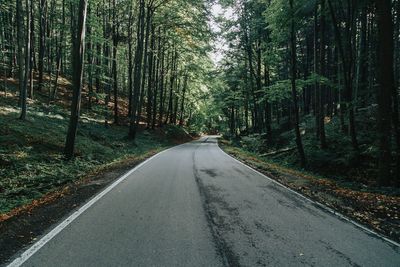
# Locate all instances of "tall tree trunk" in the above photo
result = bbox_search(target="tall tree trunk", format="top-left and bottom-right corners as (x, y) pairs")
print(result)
(38, 0), (47, 91)
(136, 5), (152, 129)
(319, 0), (327, 148)
(146, 23), (155, 127)
(165, 49), (177, 125)
(127, 8), (133, 117)
(20, 0), (31, 120)
(95, 6), (102, 98)
(86, 5), (93, 109)
(16, 0), (25, 118)
(28, 0), (35, 99)
(290, 0), (306, 168)
(264, 63), (272, 143)
(152, 27), (162, 129)
(393, 0), (400, 185)
(158, 43), (168, 127)
(103, 0), (112, 127)
(64, 0), (88, 159)
(112, 0), (118, 124)
(355, 6), (368, 108)
(256, 38), (263, 131)
(51, 0), (65, 102)
(172, 77), (181, 124)
(129, 0), (145, 139)
(375, 0), (394, 185)
(179, 74), (188, 126)
(314, 1), (320, 139)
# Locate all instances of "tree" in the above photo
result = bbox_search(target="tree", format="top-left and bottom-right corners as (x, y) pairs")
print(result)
(375, 0), (394, 185)
(38, 0), (47, 92)
(16, 0), (25, 119)
(64, 0), (88, 159)
(20, 0), (31, 120)
(289, 0), (306, 168)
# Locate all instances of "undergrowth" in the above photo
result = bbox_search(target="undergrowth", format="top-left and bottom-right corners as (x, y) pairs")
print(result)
(224, 112), (400, 194)
(0, 96), (189, 213)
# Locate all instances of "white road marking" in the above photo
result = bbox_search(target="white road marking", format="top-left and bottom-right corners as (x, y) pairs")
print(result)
(217, 142), (400, 248)
(7, 145), (179, 267)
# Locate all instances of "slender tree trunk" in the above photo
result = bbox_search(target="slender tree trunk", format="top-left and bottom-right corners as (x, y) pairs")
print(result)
(152, 27), (161, 129)
(314, 2), (320, 139)
(179, 75), (188, 126)
(28, 0), (35, 99)
(256, 38), (263, 131)
(20, 0), (31, 120)
(95, 6), (102, 99)
(319, 0), (327, 148)
(127, 8), (133, 117)
(103, 0), (112, 127)
(146, 23), (155, 127)
(165, 50), (176, 125)
(38, 0), (47, 91)
(290, 0), (306, 168)
(16, 0), (26, 119)
(172, 77), (181, 124)
(51, 0), (65, 102)
(158, 43), (168, 126)
(355, 6), (368, 107)
(86, 5), (93, 109)
(264, 63), (272, 143)
(112, 0), (118, 124)
(137, 7), (152, 127)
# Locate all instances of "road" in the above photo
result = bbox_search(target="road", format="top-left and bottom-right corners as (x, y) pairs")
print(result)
(7, 136), (400, 266)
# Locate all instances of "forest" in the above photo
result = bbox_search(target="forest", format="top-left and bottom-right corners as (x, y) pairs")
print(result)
(0, 0), (215, 215)
(0, 0), (400, 240)
(209, 0), (400, 188)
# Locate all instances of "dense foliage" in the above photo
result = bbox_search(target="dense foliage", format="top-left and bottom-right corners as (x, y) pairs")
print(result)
(1, 0), (400, 188)
(210, 0), (400, 186)
(0, 0), (214, 155)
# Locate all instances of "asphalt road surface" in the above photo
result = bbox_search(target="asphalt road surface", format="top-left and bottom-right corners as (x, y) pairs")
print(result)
(7, 136), (400, 266)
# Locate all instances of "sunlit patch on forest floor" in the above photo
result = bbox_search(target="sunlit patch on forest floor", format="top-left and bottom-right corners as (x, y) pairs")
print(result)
(219, 139), (400, 242)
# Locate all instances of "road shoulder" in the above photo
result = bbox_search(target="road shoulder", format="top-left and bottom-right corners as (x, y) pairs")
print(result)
(0, 149), (167, 265)
(218, 139), (400, 244)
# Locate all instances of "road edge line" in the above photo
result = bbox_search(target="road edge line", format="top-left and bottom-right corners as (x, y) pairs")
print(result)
(6, 145), (179, 267)
(217, 143), (400, 248)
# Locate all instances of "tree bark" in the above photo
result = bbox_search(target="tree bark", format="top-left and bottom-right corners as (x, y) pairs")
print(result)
(64, 0), (88, 159)
(20, 0), (31, 120)
(129, 0), (146, 139)
(38, 0), (47, 92)
(290, 0), (307, 168)
(319, 0), (327, 149)
(112, 0), (118, 124)
(375, 0), (394, 185)
(16, 0), (26, 119)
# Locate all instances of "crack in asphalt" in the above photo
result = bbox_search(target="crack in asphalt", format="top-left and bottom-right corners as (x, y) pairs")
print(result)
(192, 141), (241, 267)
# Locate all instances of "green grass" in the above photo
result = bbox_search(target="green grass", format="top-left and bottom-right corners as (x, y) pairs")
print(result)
(0, 96), (187, 214)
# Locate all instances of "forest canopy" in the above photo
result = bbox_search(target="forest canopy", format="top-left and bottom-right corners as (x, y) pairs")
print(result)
(1, 0), (400, 187)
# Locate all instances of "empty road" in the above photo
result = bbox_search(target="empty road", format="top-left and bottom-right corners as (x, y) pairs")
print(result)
(7, 136), (400, 266)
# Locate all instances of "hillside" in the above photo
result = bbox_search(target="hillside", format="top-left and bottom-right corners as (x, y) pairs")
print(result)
(0, 78), (193, 219)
